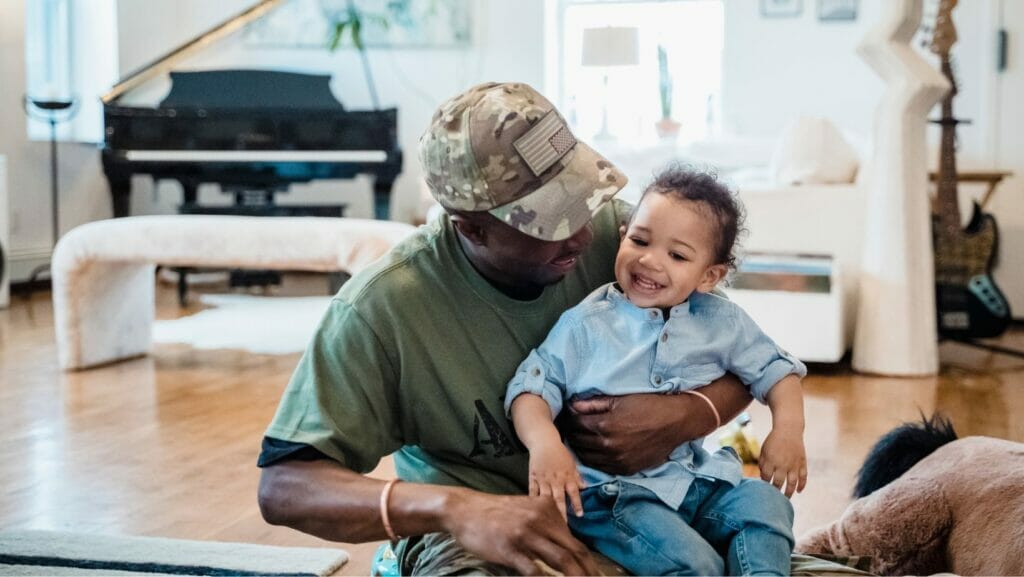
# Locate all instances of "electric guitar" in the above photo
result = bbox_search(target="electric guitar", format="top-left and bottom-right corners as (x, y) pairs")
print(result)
(930, 0), (1012, 339)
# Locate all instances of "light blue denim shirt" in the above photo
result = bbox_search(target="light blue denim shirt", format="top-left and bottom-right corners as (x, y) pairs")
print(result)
(504, 283), (807, 510)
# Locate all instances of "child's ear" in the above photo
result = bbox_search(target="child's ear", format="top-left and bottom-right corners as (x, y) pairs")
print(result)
(618, 224), (627, 239)
(697, 264), (728, 293)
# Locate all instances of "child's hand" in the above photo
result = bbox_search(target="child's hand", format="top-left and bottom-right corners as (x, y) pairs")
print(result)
(759, 427), (807, 498)
(529, 443), (586, 520)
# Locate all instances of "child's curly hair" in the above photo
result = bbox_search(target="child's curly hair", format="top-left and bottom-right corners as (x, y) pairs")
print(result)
(640, 164), (746, 271)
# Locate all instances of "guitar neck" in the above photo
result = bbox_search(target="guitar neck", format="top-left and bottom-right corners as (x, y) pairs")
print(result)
(935, 58), (960, 232)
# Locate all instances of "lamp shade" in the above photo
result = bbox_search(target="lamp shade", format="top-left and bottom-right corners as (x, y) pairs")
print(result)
(581, 26), (639, 67)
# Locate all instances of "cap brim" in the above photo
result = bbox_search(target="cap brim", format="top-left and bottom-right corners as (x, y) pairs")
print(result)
(489, 142), (627, 241)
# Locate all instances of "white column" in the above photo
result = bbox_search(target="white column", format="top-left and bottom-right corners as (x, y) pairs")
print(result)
(852, 0), (948, 375)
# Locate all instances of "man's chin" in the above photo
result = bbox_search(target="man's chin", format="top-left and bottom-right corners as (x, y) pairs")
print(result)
(537, 272), (568, 287)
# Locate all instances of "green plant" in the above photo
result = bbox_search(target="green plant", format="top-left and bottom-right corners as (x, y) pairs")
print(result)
(658, 44), (673, 119)
(327, 0), (389, 51)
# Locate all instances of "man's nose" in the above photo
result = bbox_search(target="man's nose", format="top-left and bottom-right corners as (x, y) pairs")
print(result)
(563, 223), (593, 252)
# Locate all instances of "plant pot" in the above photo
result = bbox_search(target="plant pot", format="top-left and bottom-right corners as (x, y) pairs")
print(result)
(655, 117), (681, 140)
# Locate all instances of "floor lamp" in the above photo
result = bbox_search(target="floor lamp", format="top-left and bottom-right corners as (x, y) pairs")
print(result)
(581, 26), (639, 141)
(23, 96), (78, 294)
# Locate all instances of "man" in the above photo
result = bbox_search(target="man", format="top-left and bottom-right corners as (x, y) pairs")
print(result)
(257, 82), (751, 575)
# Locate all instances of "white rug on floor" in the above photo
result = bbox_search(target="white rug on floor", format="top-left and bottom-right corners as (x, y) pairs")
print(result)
(153, 294), (332, 354)
(0, 530), (348, 576)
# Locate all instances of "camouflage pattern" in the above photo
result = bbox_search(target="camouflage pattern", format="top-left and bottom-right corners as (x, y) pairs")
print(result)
(419, 82), (627, 241)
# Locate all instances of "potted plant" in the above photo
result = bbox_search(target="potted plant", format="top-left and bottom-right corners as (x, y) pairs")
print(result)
(655, 45), (681, 139)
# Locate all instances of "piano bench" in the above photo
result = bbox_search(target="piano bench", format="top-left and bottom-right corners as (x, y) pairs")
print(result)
(51, 215), (417, 371)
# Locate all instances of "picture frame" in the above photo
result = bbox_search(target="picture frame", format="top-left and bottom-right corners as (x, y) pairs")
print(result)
(818, 0), (858, 22)
(760, 0), (803, 19)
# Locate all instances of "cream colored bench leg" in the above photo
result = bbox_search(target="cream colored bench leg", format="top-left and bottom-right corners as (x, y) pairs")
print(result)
(55, 262), (155, 370)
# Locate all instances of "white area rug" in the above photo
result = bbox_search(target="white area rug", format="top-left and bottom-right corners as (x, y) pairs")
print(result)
(153, 294), (332, 354)
(0, 530), (348, 576)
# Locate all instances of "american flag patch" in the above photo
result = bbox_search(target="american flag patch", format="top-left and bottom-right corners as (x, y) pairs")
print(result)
(513, 111), (577, 176)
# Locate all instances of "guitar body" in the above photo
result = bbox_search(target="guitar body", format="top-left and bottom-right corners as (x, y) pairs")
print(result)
(933, 201), (1012, 338)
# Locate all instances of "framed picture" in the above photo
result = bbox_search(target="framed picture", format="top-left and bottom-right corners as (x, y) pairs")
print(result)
(760, 0), (803, 18)
(818, 0), (858, 22)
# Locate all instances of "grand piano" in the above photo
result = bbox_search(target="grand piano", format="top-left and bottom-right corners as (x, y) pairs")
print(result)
(100, 0), (401, 220)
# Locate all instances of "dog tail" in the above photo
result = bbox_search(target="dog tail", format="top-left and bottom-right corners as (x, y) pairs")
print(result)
(852, 412), (957, 499)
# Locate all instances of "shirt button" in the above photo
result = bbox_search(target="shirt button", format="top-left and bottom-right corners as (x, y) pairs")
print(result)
(661, 332), (668, 343)
(530, 367), (541, 377)
(653, 375), (662, 384)
(649, 310), (658, 319)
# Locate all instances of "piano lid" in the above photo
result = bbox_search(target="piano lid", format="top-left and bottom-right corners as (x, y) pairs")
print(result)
(160, 70), (344, 110)
(101, 0), (286, 105)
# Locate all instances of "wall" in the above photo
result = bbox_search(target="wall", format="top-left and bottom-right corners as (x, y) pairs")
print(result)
(991, 0), (1024, 316)
(0, 0), (545, 281)
(1, 156), (8, 307)
(722, 0), (995, 160)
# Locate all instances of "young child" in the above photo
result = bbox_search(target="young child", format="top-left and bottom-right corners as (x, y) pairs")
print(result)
(505, 166), (807, 576)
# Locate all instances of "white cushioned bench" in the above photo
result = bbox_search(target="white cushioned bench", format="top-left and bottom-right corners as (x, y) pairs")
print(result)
(52, 215), (417, 371)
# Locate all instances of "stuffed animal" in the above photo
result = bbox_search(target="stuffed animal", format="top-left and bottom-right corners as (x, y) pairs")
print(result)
(796, 414), (1024, 576)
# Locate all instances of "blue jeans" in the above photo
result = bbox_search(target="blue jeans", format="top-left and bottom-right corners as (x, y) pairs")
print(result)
(569, 478), (794, 576)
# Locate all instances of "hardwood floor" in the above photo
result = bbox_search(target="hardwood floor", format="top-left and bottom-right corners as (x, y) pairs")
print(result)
(2, 274), (1022, 574)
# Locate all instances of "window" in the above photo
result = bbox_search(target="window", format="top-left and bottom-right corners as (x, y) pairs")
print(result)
(547, 0), (724, 145)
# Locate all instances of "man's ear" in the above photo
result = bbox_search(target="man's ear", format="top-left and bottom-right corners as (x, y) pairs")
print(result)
(697, 264), (728, 293)
(450, 212), (487, 246)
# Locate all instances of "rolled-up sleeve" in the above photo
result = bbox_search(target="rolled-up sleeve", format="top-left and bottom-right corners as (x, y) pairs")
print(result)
(729, 307), (807, 404)
(504, 315), (581, 420)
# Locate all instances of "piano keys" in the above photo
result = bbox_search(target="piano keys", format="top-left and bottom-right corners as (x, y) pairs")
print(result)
(100, 0), (402, 220)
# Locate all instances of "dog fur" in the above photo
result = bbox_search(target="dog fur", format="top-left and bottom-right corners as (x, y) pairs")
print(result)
(797, 415), (1024, 575)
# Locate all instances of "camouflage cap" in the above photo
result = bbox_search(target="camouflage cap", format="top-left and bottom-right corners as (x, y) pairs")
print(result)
(419, 82), (627, 241)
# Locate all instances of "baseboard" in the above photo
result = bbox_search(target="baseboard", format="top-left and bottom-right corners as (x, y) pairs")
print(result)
(6, 247), (52, 283)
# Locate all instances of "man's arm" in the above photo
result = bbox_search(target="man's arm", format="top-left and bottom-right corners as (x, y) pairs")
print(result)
(562, 373), (751, 475)
(258, 459), (600, 576)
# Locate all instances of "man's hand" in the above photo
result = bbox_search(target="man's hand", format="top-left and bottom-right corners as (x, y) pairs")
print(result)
(529, 444), (585, 520)
(443, 489), (600, 576)
(562, 377), (750, 476)
(561, 394), (691, 475)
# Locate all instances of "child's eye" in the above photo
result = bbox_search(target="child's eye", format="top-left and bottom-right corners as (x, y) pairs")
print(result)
(670, 253), (686, 262)
(629, 237), (648, 247)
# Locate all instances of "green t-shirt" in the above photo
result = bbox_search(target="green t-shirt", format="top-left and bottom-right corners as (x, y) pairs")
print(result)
(264, 200), (630, 495)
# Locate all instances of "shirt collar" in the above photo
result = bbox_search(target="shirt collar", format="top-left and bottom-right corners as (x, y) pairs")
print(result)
(606, 283), (691, 321)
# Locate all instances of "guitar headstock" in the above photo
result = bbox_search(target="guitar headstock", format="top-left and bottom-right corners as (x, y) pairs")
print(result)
(930, 0), (958, 59)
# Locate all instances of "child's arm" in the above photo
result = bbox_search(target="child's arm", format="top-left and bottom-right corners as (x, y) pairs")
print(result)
(760, 374), (807, 497)
(511, 394), (585, 519)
